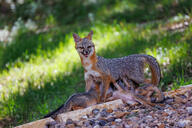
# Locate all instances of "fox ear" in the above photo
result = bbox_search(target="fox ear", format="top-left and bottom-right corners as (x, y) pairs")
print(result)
(73, 33), (81, 43)
(86, 30), (93, 40)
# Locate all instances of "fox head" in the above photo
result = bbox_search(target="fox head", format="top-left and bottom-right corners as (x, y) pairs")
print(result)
(73, 31), (95, 58)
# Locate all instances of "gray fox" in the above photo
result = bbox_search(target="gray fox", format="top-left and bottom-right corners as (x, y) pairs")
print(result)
(44, 79), (101, 119)
(73, 30), (164, 104)
(43, 73), (112, 119)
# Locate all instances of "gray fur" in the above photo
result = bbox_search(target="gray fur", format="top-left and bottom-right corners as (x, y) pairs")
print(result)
(97, 54), (161, 86)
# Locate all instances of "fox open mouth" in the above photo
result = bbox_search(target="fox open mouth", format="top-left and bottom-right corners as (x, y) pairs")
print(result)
(82, 52), (89, 57)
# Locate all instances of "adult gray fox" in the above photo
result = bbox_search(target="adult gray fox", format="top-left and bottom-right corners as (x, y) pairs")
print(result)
(73, 30), (164, 104)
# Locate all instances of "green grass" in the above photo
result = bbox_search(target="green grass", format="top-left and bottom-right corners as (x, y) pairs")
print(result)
(0, 0), (192, 127)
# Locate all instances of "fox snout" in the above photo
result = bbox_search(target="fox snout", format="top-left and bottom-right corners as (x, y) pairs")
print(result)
(82, 50), (90, 57)
(81, 47), (93, 57)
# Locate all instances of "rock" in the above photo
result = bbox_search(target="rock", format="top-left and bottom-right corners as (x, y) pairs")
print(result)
(98, 120), (107, 126)
(123, 122), (132, 128)
(129, 117), (139, 122)
(107, 117), (116, 122)
(89, 119), (96, 126)
(93, 124), (100, 128)
(66, 118), (73, 125)
(165, 98), (174, 104)
(100, 109), (109, 117)
(81, 115), (88, 120)
(162, 112), (169, 116)
(45, 121), (58, 128)
(83, 120), (90, 127)
(158, 123), (165, 128)
(177, 120), (190, 128)
(106, 108), (113, 113)
(186, 107), (192, 115)
(111, 121), (116, 125)
(66, 123), (75, 128)
(76, 121), (83, 126)
(115, 111), (129, 118)
(110, 125), (117, 128)
(146, 115), (153, 120)
(164, 109), (174, 115)
(103, 126), (110, 128)
(115, 118), (122, 123)
(92, 109), (100, 115)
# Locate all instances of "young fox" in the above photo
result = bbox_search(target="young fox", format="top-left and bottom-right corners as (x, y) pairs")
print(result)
(43, 74), (111, 119)
(44, 80), (100, 119)
(73, 31), (164, 103)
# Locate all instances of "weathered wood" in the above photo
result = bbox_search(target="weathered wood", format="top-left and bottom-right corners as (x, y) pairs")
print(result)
(56, 99), (124, 122)
(15, 117), (54, 128)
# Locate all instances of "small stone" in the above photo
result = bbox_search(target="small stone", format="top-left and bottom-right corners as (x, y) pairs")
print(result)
(66, 118), (73, 125)
(115, 118), (122, 123)
(103, 126), (110, 128)
(107, 117), (116, 122)
(93, 124), (100, 128)
(76, 121), (83, 126)
(129, 117), (139, 122)
(111, 121), (116, 125)
(83, 120), (90, 127)
(106, 108), (113, 113)
(81, 115), (88, 119)
(89, 120), (96, 126)
(100, 109), (109, 117)
(92, 109), (100, 115)
(165, 98), (174, 104)
(99, 120), (107, 126)
(162, 112), (169, 116)
(186, 107), (192, 115)
(158, 124), (165, 128)
(45, 121), (57, 128)
(115, 111), (129, 118)
(66, 123), (75, 128)
(177, 120), (190, 128)
(111, 125), (116, 128)
(146, 115), (153, 119)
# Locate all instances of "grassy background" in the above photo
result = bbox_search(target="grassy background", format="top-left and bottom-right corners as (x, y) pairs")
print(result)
(0, 0), (192, 127)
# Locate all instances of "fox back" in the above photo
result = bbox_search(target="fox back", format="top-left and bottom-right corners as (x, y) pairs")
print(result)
(73, 31), (161, 87)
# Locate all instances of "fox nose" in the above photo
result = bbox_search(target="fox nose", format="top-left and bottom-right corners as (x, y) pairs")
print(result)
(84, 50), (89, 55)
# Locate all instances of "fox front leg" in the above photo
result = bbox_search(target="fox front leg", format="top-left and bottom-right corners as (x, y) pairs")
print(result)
(100, 77), (111, 102)
(85, 78), (94, 92)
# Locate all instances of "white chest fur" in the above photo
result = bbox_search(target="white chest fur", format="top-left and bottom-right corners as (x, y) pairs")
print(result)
(82, 57), (101, 80)
(84, 64), (100, 80)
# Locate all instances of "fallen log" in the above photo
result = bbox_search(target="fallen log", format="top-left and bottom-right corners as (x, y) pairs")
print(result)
(55, 99), (123, 122)
(15, 117), (54, 128)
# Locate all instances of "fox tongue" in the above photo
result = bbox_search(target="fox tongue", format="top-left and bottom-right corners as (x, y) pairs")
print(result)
(83, 53), (89, 57)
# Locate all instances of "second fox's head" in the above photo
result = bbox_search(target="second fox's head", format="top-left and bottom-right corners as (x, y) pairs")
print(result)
(73, 31), (95, 58)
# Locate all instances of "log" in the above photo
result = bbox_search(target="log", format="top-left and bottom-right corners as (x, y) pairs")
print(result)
(56, 99), (124, 122)
(15, 117), (54, 128)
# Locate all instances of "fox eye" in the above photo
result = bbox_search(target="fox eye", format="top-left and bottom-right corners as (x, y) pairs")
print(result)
(78, 47), (83, 49)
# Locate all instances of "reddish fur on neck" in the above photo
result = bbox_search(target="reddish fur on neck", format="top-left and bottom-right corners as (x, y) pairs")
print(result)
(80, 50), (98, 72)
